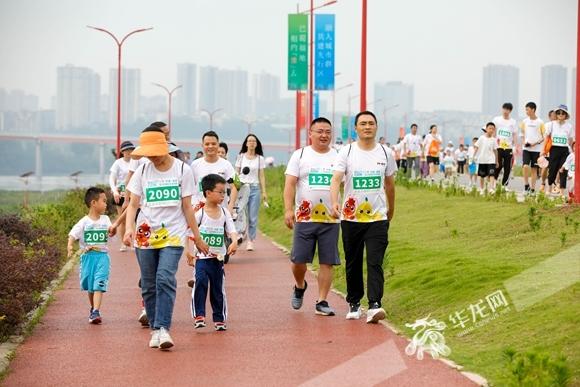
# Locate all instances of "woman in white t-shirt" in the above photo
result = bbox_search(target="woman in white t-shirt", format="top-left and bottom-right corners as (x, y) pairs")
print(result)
(108, 141), (135, 251)
(545, 105), (575, 195)
(235, 134), (267, 251)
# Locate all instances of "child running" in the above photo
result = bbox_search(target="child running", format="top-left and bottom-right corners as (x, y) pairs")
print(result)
(68, 187), (113, 324)
(474, 122), (498, 194)
(190, 174), (238, 331)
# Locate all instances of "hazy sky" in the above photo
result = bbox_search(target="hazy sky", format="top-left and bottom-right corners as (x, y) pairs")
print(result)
(0, 0), (577, 113)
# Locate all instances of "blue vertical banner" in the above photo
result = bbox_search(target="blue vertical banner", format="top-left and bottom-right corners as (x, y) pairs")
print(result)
(314, 14), (335, 90)
(314, 92), (320, 118)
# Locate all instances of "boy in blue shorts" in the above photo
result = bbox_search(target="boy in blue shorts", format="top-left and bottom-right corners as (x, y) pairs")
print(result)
(68, 187), (113, 324)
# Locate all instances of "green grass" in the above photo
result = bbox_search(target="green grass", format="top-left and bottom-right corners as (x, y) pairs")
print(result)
(260, 166), (580, 386)
(0, 190), (67, 214)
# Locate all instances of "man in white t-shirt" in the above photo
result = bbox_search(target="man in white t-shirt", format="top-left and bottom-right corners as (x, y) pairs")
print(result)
(284, 117), (340, 317)
(402, 123), (422, 179)
(330, 110), (397, 324)
(492, 103), (518, 188)
(474, 122), (498, 193)
(519, 102), (545, 194)
(191, 131), (238, 215)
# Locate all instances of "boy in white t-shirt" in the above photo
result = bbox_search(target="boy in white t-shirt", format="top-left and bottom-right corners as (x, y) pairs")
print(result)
(474, 122), (498, 193)
(467, 138), (478, 186)
(189, 174), (238, 331)
(68, 187), (113, 324)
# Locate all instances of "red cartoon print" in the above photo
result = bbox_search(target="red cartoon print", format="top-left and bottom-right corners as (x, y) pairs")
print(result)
(342, 197), (357, 220)
(295, 200), (312, 221)
(136, 222), (151, 247)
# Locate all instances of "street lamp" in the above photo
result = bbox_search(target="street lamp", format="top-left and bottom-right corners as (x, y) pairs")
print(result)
(200, 108), (223, 130)
(88, 26), (153, 158)
(20, 171), (34, 208)
(152, 83), (182, 133)
(242, 118), (257, 134)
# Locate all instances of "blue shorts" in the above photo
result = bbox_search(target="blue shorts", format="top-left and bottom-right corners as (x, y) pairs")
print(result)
(79, 250), (110, 292)
(468, 162), (477, 175)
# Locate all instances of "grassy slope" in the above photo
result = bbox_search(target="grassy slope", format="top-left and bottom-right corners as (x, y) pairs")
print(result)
(260, 166), (579, 386)
(0, 190), (67, 214)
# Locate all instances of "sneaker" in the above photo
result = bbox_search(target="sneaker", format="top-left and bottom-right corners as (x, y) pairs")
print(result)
(315, 300), (335, 316)
(158, 327), (174, 349)
(119, 245), (127, 252)
(138, 309), (149, 327)
(291, 281), (308, 310)
(89, 309), (102, 324)
(366, 303), (386, 324)
(194, 316), (206, 329)
(149, 330), (160, 348)
(345, 303), (361, 320)
(187, 278), (195, 288)
(214, 322), (227, 331)
(246, 240), (254, 251)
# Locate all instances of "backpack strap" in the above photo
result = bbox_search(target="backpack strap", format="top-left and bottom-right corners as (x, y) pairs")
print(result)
(197, 208), (204, 227)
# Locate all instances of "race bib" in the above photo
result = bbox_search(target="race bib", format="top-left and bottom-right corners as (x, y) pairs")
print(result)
(145, 178), (180, 207)
(552, 136), (567, 145)
(352, 173), (382, 191)
(84, 227), (108, 246)
(497, 128), (511, 138)
(201, 232), (224, 248)
(308, 172), (332, 190)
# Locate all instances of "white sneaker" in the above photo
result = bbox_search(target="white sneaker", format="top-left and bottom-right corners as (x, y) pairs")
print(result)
(149, 330), (160, 348)
(246, 240), (254, 251)
(158, 327), (174, 349)
(345, 303), (361, 320)
(138, 309), (149, 327)
(119, 245), (127, 252)
(366, 307), (386, 324)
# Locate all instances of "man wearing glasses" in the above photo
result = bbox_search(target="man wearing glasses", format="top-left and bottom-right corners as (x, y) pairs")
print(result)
(330, 111), (397, 324)
(284, 117), (340, 316)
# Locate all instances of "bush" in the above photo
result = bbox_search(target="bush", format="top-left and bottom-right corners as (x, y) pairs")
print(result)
(0, 215), (61, 341)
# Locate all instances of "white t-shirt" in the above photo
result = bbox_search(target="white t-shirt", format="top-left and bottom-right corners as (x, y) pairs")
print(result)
(334, 143), (398, 223)
(109, 158), (131, 194)
(445, 145), (455, 155)
(235, 154), (265, 184)
(191, 157), (236, 207)
(563, 152), (575, 172)
(475, 136), (498, 164)
(423, 133), (442, 157)
(69, 215), (112, 253)
(467, 146), (476, 163)
(545, 121), (574, 148)
(195, 208), (236, 259)
(443, 155), (455, 168)
(127, 159), (194, 249)
(493, 116), (517, 149)
(455, 149), (467, 162)
(402, 133), (422, 157)
(128, 157), (150, 173)
(285, 146), (339, 224)
(519, 117), (545, 152)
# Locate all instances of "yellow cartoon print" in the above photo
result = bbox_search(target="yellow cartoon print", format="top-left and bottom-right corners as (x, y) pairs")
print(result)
(355, 197), (382, 222)
(149, 223), (181, 248)
(311, 199), (333, 223)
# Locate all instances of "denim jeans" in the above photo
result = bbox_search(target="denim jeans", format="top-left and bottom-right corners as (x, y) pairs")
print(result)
(247, 184), (261, 241)
(136, 246), (183, 330)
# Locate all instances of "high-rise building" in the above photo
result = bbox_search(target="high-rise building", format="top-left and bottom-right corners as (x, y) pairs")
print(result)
(109, 68), (141, 127)
(482, 64), (519, 117)
(215, 68), (248, 118)
(56, 64), (101, 130)
(540, 65), (567, 117)
(199, 65), (218, 113)
(176, 63), (197, 116)
(252, 71), (281, 116)
(373, 81), (414, 119)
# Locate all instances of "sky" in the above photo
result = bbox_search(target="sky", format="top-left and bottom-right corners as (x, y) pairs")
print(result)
(0, 0), (578, 113)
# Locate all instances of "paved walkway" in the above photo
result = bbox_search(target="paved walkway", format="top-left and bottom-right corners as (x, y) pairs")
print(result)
(4, 235), (476, 387)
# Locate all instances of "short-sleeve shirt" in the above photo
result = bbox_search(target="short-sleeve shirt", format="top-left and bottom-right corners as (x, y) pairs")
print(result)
(191, 157), (236, 207)
(235, 154), (265, 184)
(545, 121), (574, 148)
(127, 159), (194, 249)
(493, 116), (517, 149)
(519, 118), (545, 152)
(69, 215), (112, 253)
(563, 152), (575, 172)
(128, 157), (150, 173)
(475, 136), (497, 164)
(334, 143), (398, 223)
(423, 133), (442, 157)
(109, 158), (131, 193)
(402, 133), (422, 157)
(195, 208), (236, 259)
(285, 146), (338, 223)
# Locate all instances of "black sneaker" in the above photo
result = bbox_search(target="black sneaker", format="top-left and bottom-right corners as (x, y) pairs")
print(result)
(345, 302), (361, 320)
(291, 281), (308, 310)
(315, 300), (335, 316)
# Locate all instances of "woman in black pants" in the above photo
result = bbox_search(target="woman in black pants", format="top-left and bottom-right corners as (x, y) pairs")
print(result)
(546, 105), (575, 195)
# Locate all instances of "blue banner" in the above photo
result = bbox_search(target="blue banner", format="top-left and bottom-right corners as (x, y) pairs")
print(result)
(314, 92), (320, 118)
(315, 14), (335, 90)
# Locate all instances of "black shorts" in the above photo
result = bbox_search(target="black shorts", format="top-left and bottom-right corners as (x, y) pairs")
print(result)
(478, 164), (496, 178)
(116, 196), (125, 207)
(427, 156), (440, 165)
(522, 150), (540, 167)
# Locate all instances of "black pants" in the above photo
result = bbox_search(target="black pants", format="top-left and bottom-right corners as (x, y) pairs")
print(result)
(341, 220), (389, 306)
(457, 160), (466, 174)
(494, 148), (513, 186)
(548, 146), (570, 188)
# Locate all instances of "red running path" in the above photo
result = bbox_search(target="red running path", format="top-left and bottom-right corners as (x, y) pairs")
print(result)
(4, 235), (477, 386)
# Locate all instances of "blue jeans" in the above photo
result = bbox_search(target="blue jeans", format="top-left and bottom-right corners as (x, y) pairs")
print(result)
(247, 184), (261, 241)
(136, 246), (183, 330)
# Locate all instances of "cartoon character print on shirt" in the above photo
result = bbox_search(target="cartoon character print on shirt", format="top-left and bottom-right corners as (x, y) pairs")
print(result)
(342, 197), (357, 220)
(296, 200), (312, 221)
(355, 197), (382, 222)
(135, 223), (151, 247)
(311, 199), (333, 222)
(149, 223), (181, 248)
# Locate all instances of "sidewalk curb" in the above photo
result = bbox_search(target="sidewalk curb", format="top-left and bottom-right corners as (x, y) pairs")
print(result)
(0, 254), (78, 378)
(264, 232), (489, 387)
